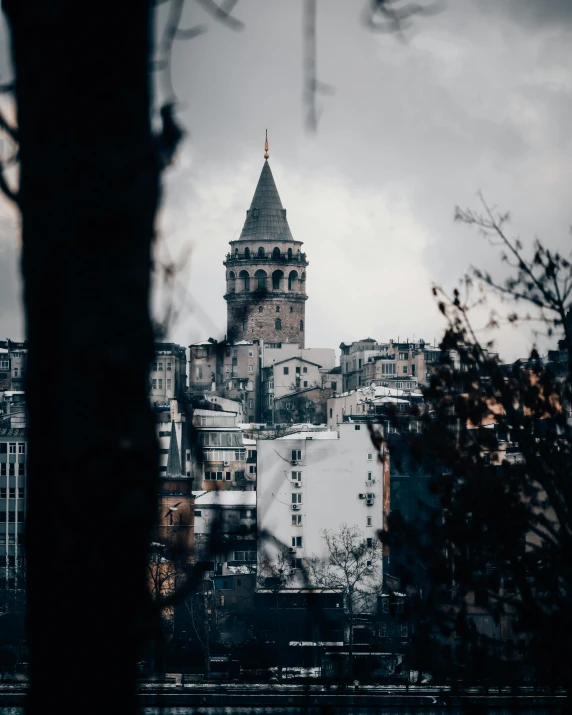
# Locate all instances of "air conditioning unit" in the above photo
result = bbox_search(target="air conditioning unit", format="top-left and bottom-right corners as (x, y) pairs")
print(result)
(291, 460), (299, 465)
(359, 493), (366, 499)
(292, 504), (300, 511)
(366, 493), (375, 499)
(294, 482), (302, 488)
(366, 499), (374, 506)
(288, 547), (296, 553)
(223, 461), (230, 466)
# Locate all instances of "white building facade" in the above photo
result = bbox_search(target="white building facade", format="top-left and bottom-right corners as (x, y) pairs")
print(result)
(256, 423), (384, 587)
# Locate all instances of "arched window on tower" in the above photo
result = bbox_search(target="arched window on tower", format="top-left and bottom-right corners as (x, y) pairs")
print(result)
(258, 247), (265, 258)
(288, 270), (298, 291)
(290, 306), (293, 313)
(272, 270), (284, 291)
(301, 272), (306, 282)
(239, 270), (250, 292)
(287, 248), (292, 260)
(255, 270), (267, 291)
(258, 306), (263, 313)
(227, 271), (236, 293)
(235, 248), (238, 258)
(272, 247), (280, 259)
(245, 247), (250, 259)
(275, 318), (282, 330)
(300, 320), (304, 332)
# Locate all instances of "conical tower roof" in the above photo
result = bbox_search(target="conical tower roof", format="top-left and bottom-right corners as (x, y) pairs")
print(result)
(239, 160), (294, 241)
(165, 421), (182, 477)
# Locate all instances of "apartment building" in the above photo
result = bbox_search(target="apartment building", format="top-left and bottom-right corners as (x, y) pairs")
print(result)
(149, 343), (187, 405)
(0, 428), (26, 590)
(188, 339), (260, 423)
(256, 423), (384, 588)
(191, 408), (249, 491)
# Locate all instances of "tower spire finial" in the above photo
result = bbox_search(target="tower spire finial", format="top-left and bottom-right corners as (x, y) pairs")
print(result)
(264, 129), (269, 160)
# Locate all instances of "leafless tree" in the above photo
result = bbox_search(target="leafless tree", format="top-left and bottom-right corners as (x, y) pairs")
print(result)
(307, 523), (382, 678)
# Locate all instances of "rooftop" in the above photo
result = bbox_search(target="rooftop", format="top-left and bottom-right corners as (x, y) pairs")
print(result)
(238, 161), (295, 242)
(193, 490), (257, 507)
(278, 430), (338, 440)
(0, 428), (26, 438)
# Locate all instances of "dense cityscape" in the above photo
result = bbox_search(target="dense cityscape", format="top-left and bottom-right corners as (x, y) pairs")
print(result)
(1, 153), (570, 698)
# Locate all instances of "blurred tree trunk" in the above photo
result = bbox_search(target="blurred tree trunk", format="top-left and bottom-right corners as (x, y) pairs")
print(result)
(4, 3), (159, 713)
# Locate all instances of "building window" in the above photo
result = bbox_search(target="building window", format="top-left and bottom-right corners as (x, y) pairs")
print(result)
(242, 320), (248, 330)
(291, 493), (302, 504)
(367, 453), (373, 461)
(290, 306), (293, 313)
(303, 381), (308, 387)
(291, 450), (302, 461)
(258, 247), (265, 257)
(258, 306), (263, 312)
(157, 362), (163, 370)
(275, 318), (282, 330)
(292, 514), (303, 526)
(303, 367), (308, 374)
(195, 510), (202, 517)
(355, 425), (361, 431)
(300, 320), (304, 331)
(367, 471), (372, 481)
(291, 471), (302, 481)
(367, 516), (372, 527)
(283, 367), (289, 375)
(248, 365), (254, 374)
(152, 379), (157, 389)
(331, 381), (337, 391)
(276, 305), (280, 312)
(166, 379), (172, 389)
(366, 538), (373, 547)
(0, 488), (5, 499)
(158, 379), (163, 389)
(167, 361), (172, 371)
(9, 488), (15, 500)
(226, 472), (231, 480)
(403, 366), (408, 374)
(291, 536), (303, 548)
(329, 408), (332, 418)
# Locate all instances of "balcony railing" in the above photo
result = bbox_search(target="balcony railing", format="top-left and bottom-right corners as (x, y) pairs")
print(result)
(224, 253), (308, 265)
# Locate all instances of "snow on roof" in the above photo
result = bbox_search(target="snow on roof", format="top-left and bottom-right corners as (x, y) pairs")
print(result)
(193, 490), (256, 506)
(0, 348), (7, 354)
(374, 396), (410, 404)
(278, 430), (339, 440)
(193, 408), (237, 417)
(242, 437), (256, 446)
(189, 340), (214, 346)
(233, 340), (254, 345)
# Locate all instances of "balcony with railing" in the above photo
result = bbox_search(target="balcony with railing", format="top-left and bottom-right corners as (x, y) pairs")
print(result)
(224, 252), (308, 267)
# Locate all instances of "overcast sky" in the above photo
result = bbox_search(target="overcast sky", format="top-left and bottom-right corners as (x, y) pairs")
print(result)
(1, 0), (571, 361)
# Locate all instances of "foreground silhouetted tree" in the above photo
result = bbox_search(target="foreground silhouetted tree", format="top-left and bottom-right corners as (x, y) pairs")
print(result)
(382, 197), (572, 687)
(4, 4), (161, 714)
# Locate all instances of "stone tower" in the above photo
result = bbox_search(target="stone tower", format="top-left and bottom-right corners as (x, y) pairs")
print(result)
(224, 138), (308, 347)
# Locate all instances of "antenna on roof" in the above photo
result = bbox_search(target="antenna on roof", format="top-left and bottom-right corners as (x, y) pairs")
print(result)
(264, 129), (269, 160)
